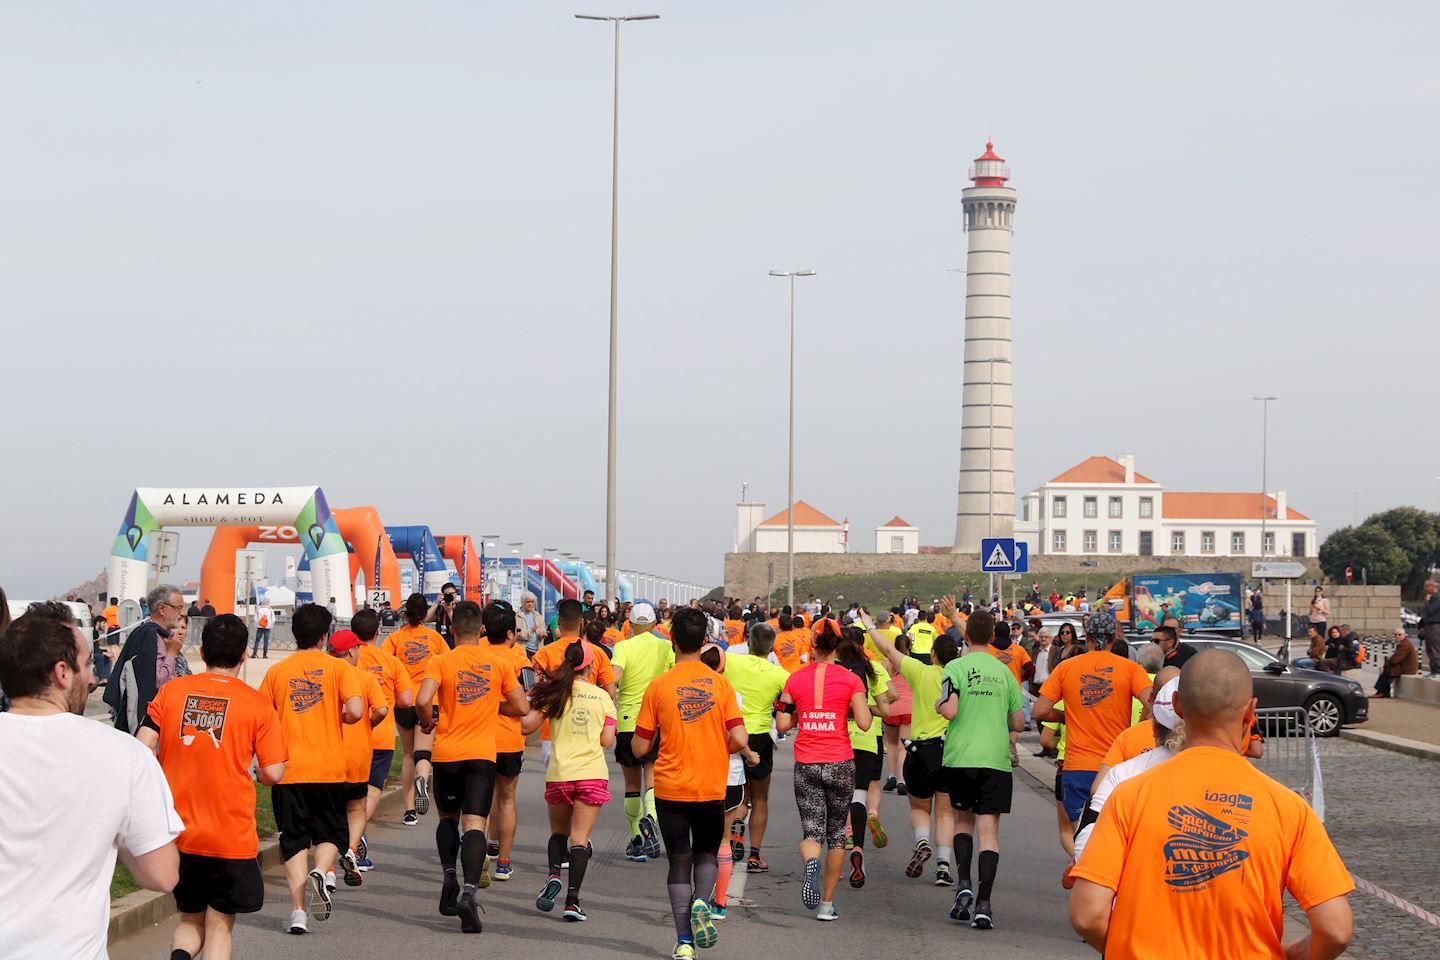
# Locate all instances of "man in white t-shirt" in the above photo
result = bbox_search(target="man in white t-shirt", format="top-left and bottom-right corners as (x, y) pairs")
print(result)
(0, 604), (183, 960)
(253, 603), (275, 658)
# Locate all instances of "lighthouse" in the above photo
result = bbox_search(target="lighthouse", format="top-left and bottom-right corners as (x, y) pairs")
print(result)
(953, 142), (1017, 554)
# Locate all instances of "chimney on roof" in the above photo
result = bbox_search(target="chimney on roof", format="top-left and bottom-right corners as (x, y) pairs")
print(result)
(1121, 453), (1135, 485)
(1275, 490), (1288, 521)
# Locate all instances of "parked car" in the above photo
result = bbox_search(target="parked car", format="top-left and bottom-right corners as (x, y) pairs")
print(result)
(1128, 636), (1367, 737)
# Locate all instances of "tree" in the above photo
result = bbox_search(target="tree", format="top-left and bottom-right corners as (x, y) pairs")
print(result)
(1318, 525), (1410, 587)
(1362, 507), (1440, 596)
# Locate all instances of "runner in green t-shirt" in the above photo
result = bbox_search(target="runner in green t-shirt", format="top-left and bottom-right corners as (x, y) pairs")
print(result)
(723, 624), (791, 873)
(610, 604), (674, 861)
(844, 655), (891, 888)
(937, 609), (1024, 930)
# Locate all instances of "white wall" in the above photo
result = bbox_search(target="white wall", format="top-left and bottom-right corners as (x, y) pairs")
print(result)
(752, 526), (846, 554)
(874, 527), (919, 554)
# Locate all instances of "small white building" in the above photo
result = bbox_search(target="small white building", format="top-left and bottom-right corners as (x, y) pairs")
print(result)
(875, 516), (919, 554)
(1014, 455), (1317, 558)
(735, 500), (847, 554)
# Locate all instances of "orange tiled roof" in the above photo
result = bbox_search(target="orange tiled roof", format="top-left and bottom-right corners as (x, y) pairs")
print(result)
(759, 501), (842, 528)
(881, 516), (914, 528)
(1050, 456), (1155, 485)
(1162, 492), (1310, 522)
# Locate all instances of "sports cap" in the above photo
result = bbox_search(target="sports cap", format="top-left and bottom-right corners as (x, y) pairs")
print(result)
(330, 629), (362, 653)
(629, 602), (656, 625)
(1151, 677), (1180, 729)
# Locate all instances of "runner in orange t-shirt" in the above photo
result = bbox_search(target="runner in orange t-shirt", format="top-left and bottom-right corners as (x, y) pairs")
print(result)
(631, 608), (746, 957)
(257, 604), (363, 931)
(352, 608), (415, 871)
(1070, 650), (1353, 960)
(484, 601), (534, 882)
(531, 599), (618, 766)
(139, 613), (287, 956)
(773, 614), (811, 673)
(382, 593), (449, 824)
(989, 622), (1034, 766)
(328, 630), (389, 888)
(416, 600), (528, 934)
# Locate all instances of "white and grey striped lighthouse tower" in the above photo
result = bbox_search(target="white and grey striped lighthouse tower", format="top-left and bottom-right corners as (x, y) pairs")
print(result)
(953, 142), (1017, 554)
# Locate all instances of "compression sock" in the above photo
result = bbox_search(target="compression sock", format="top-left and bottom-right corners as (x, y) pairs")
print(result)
(914, 824), (931, 846)
(547, 833), (568, 877)
(849, 798), (867, 849)
(749, 846), (763, 859)
(644, 787), (657, 820)
(978, 851), (999, 901)
(171, 951), (192, 960)
(955, 833), (975, 889)
(567, 844), (591, 897)
(436, 818), (460, 869)
(625, 791), (644, 838)
(693, 852), (719, 909)
(667, 854), (696, 939)
(460, 830), (488, 887)
(713, 844), (733, 907)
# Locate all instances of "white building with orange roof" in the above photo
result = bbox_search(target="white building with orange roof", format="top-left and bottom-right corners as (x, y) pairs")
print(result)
(1014, 454), (1317, 558)
(735, 499), (848, 554)
(875, 516), (919, 554)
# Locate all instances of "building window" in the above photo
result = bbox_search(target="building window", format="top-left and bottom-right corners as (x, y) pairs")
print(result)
(1108, 530), (1122, 553)
(1139, 497), (1154, 519)
(1201, 531), (1216, 554)
(1053, 496), (1067, 519)
(1263, 532), (1275, 555)
(1172, 531), (1186, 553)
(1083, 530), (1097, 553)
(1109, 496), (1123, 519)
(1021, 499), (1031, 522)
(1292, 532), (1306, 557)
(1053, 530), (1067, 552)
(890, 536), (904, 554)
(1231, 531), (1245, 554)
(1083, 497), (1098, 519)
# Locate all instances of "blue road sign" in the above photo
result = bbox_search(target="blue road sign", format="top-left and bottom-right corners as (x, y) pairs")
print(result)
(1014, 541), (1029, 574)
(980, 538), (1030, 574)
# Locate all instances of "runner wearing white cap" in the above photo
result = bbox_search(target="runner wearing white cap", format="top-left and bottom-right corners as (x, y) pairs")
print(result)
(610, 602), (674, 861)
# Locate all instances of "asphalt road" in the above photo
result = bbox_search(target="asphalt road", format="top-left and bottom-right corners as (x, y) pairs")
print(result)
(111, 739), (1095, 960)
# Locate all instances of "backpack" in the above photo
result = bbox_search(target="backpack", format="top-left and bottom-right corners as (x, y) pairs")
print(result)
(1352, 640), (1365, 664)
(259, 613), (270, 628)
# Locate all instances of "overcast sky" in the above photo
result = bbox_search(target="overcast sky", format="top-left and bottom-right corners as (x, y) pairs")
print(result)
(2, 1), (1436, 600)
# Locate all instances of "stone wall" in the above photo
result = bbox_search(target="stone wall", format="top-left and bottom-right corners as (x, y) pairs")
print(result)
(1301, 584), (1402, 638)
(723, 551), (1322, 602)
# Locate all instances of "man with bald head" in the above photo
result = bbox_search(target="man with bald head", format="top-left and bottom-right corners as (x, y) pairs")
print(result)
(1069, 651), (1353, 960)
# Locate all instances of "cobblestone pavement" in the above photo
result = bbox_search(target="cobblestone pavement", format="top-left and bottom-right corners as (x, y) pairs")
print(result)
(1314, 737), (1440, 957)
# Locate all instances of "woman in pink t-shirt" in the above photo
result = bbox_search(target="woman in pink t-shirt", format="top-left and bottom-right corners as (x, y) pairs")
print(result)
(777, 618), (873, 920)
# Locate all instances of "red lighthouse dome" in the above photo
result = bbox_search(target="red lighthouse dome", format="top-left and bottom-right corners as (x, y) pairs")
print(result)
(969, 142), (1010, 187)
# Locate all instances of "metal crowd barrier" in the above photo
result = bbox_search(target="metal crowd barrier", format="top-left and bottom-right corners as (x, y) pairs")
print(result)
(1252, 706), (1325, 822)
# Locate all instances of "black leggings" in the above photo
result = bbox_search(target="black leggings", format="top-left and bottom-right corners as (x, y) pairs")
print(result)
(656, 798), (724, 939)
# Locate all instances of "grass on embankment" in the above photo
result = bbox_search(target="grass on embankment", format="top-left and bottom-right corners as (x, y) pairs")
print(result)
(769, 569), (1193, 612)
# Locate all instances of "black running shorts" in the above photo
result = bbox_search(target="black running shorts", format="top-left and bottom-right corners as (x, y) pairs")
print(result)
(655, 798), (726, 859)
(614, 730), (660, 768)
(853, 744), (883, 791)
(272, 782), (348, 860)
(495, 751), (524, 778)
(174, 852), (264, 915)
(744, 733), (775, 782)
(901, 738), (946, 800)
(433, 759), (497, 817)
(368, 749), (394, 790)
(345, 781), (368, 802)
(724, 783), (745, 811)
(394, 705), (419, 730)
(945, 767), (1013, 815)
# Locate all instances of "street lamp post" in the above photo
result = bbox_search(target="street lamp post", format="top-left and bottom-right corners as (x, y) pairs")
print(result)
(576, 12), (659, 607)
(1253, 396), (1278, 556)
(769, 268), (817, 611)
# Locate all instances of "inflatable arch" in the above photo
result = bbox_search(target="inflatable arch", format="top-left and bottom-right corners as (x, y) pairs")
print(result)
(436, 535), (482, 601)
(108, 486), (354, 617)
(386, 526), (449, 601)
(199, 506), (402, 617)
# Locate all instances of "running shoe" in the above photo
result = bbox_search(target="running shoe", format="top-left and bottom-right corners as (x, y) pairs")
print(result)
(479, 856), (491, 889)
(488, 839), (501, 858)
(746, 852), (769, 873)
(324, 870), (337, 894)
(356, 857), (375, 872)
(896, 782), (908, 796)
(494, 862), (513, 882)
(414, 775), (431, 815)
(949, 887), (974, 923)
(848, 848), (866, 889)
(867, 812), (888, 849)
(625, 837), (648, 862)
(904, 839), (933, 879)
(729, 819), (745, 865)
(1061, 856), (1077, 890)
(536, 876), (562, 913)
(801, 857), (822, 910)
(882, 776), (898, 793)
(563, 898), (587, 922)
(639, 814), (663, 860)
(690, 898), (718, 949)
(972, 898), (993, 930)
(456, 889), (483, 934)
(403, 810), (419, 826)
(288, 909), (308, 934)
(816, 902), (840, 922)
(340, 849), (363, 887)
(356, 834), (368, 860)
(307, 869), (332, 922)
(934, 862), (954, 887)
(672, 943), (697, 960)
(439, 872), (460, 916)
(709, 902), (728, 921)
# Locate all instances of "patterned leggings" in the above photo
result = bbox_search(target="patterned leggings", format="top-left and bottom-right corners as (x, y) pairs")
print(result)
(794, 760), (855, 849)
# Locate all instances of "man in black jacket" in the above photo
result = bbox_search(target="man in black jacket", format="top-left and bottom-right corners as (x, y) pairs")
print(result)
(103, 584), (185, 733)
(1421, 580), (1440, 680)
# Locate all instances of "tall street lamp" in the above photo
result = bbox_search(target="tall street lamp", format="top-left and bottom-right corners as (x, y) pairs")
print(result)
(769, 268), (817, 610)
(1253, 395), (1278, 556)
(576, 12), (659, 606)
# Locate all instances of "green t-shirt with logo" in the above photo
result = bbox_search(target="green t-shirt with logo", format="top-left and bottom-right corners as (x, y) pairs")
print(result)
(940, 649), (1024, 771)
(611, 631), (675, 733)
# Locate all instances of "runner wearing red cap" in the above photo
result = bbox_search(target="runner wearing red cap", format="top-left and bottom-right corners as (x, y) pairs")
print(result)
(328, 629), (389, 888)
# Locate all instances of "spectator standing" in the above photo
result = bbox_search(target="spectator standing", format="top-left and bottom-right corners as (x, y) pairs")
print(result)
(1308, 586), (1330, 640)
(1372, 628), (1418, 698)
(253, 601), (274, 658)
(1420, 580), (1440, 679)
(200, 598), (217, 620)
(105, 584), (186, 734)
(187, 598), (203, 619)
(1249, 587), (1265, 643)
(0, 606), (183, 960)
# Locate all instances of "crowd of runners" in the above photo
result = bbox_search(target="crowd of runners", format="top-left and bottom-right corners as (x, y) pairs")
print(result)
(0, 584), (1357, 960)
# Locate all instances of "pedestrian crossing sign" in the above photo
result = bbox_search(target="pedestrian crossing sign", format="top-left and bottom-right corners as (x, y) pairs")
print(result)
(980, 538), (1028, 573)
